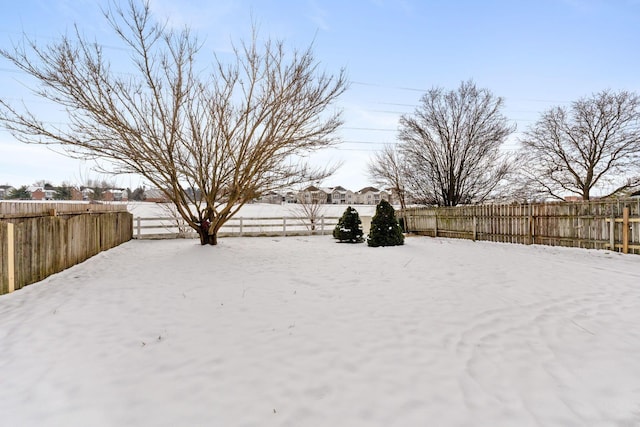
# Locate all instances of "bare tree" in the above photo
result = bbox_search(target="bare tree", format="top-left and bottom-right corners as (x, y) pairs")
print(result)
(156, 202), (192, 238)
(519, 90), (640, 201)
(367, 144), (408, 210)
(398, 80), (515, 206)
(290, 185), (327, 231)
(0, 0), (347, 245)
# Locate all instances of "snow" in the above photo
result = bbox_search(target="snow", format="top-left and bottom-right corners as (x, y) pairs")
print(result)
(125, 201), (378, 219)
(2, 235), (640, 426)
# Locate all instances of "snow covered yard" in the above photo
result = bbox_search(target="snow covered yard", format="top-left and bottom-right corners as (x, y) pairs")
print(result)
(1, 236), (640, 426)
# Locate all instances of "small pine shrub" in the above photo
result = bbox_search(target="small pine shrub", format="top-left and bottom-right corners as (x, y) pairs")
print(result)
(333, 206), (364, 243)
(367, 199), (404, 247)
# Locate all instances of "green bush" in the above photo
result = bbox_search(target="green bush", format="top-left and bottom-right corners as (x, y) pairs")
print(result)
(333, 206), (364, 243)
(368, 199), (404, 247)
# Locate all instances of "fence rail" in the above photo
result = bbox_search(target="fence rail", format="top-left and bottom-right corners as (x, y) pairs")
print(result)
(0, 201), (127, 219)
(134, 215), (344, 239)
(401, 199), (640, 254)
(1, 206), (133, 295)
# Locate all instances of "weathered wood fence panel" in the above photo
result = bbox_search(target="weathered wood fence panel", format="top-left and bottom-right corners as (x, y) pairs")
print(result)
(0, 201), (126, 218)
(402, 199), (640, 254)
(1, 205), (132, 295)
(0, 223), (9, 294)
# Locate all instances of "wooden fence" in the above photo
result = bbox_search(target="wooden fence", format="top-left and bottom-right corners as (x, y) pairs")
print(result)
(401, 199), (640, 254)
(1, 202), (132, 295)
(398, 199), (640, 253)
(133, 215), (358, 239)
(0, 201), (127, 218)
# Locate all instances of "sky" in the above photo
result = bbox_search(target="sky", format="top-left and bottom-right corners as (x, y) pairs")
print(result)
(1, 0), (639, 192)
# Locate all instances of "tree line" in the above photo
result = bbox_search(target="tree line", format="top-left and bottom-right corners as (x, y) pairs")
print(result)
(2, 182), (148, 201)
(0, 0), (638, 245)
(368, 81), (640, 208)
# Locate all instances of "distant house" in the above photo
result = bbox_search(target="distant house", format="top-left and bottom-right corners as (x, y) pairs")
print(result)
(356, 187), (390, 205)
(326, 186), (355, 204)
(284, 191), (298, 203)
(564, 196), (583, 202)
(81, 187), (94, 200)
(298, 185), (328, 204)
(144, 188), (170, 203)
(255, 191), (284, 204)
(71, 187), (84, 200)
(564, 195), (602, 202)
(287, 185), (400, 205)
(31, 188), (45, 200)
(27, 186), (55, 201)
(103, 188), (128, 202)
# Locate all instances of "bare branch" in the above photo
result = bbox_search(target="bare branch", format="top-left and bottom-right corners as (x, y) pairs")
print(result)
(519, 89), (640, 200)
(367, 144), (409, 210)
(396, 80), (515, 206)
(0, 0), (347, 245)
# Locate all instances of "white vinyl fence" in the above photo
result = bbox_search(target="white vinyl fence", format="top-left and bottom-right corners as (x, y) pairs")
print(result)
(133, 215), (347, 239)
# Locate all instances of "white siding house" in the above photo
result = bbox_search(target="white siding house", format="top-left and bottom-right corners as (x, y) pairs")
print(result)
(356, 187), (390, 205)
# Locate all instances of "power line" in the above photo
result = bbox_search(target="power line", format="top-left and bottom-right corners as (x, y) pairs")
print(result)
(351, 80), (426, 92)
(330, 147), (378, 152)
(342, 140), (395, 145)
(0, 31), (580, 106)
(0, 29), (130, 52)
(0, 67), (23, 74)
(377, 102), (416, 107)
(342, 127), (396, 132)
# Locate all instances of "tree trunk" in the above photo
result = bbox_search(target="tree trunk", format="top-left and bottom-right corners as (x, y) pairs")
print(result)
(582, 188), (590, 201)
(198, 229), (218, 245)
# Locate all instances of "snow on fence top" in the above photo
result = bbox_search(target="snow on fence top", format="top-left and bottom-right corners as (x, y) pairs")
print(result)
(0, 201), (127, 219)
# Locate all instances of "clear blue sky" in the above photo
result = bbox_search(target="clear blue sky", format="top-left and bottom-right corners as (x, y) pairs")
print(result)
(1, 0), (639, 191)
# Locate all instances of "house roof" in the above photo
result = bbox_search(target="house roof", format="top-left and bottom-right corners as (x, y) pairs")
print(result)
(144, 188), (167, 200)
(357, 186), (380, 194)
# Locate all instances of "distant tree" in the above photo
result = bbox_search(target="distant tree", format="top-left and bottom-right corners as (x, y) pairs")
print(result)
(367, 144), (409, 210)
(0, 1), (347, 245)
(368, 200), (404, 247)
(333, 206), (364, 243)
(6, 185), (31, 200)
(33, 179), (53, 189)
(291, 185), (327, 231)
(54, 186), (72, 200)
(399, 80), (515, 206)
(90, 187), (104, 201)
(128, 187), (146, 201)
(518, 90), (640, 200)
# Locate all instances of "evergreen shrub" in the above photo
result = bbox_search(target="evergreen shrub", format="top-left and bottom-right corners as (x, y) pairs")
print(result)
(367, 199), (404, 247)
(333, 206), (364, 243)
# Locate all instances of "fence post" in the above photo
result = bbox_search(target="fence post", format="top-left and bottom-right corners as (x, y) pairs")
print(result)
(623, 207), (630, 254)
(321, 216), (325, 235)
(7, 222), (15, 293)
(434, 212), (438, 237)
(136, 217), (141, 238)
(239, 217), (243, 237)
(472, 216), (477, 241)
(283, 217), (287, 236)
(610, 214), (615, 251)
(527, 204), (533, 245)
